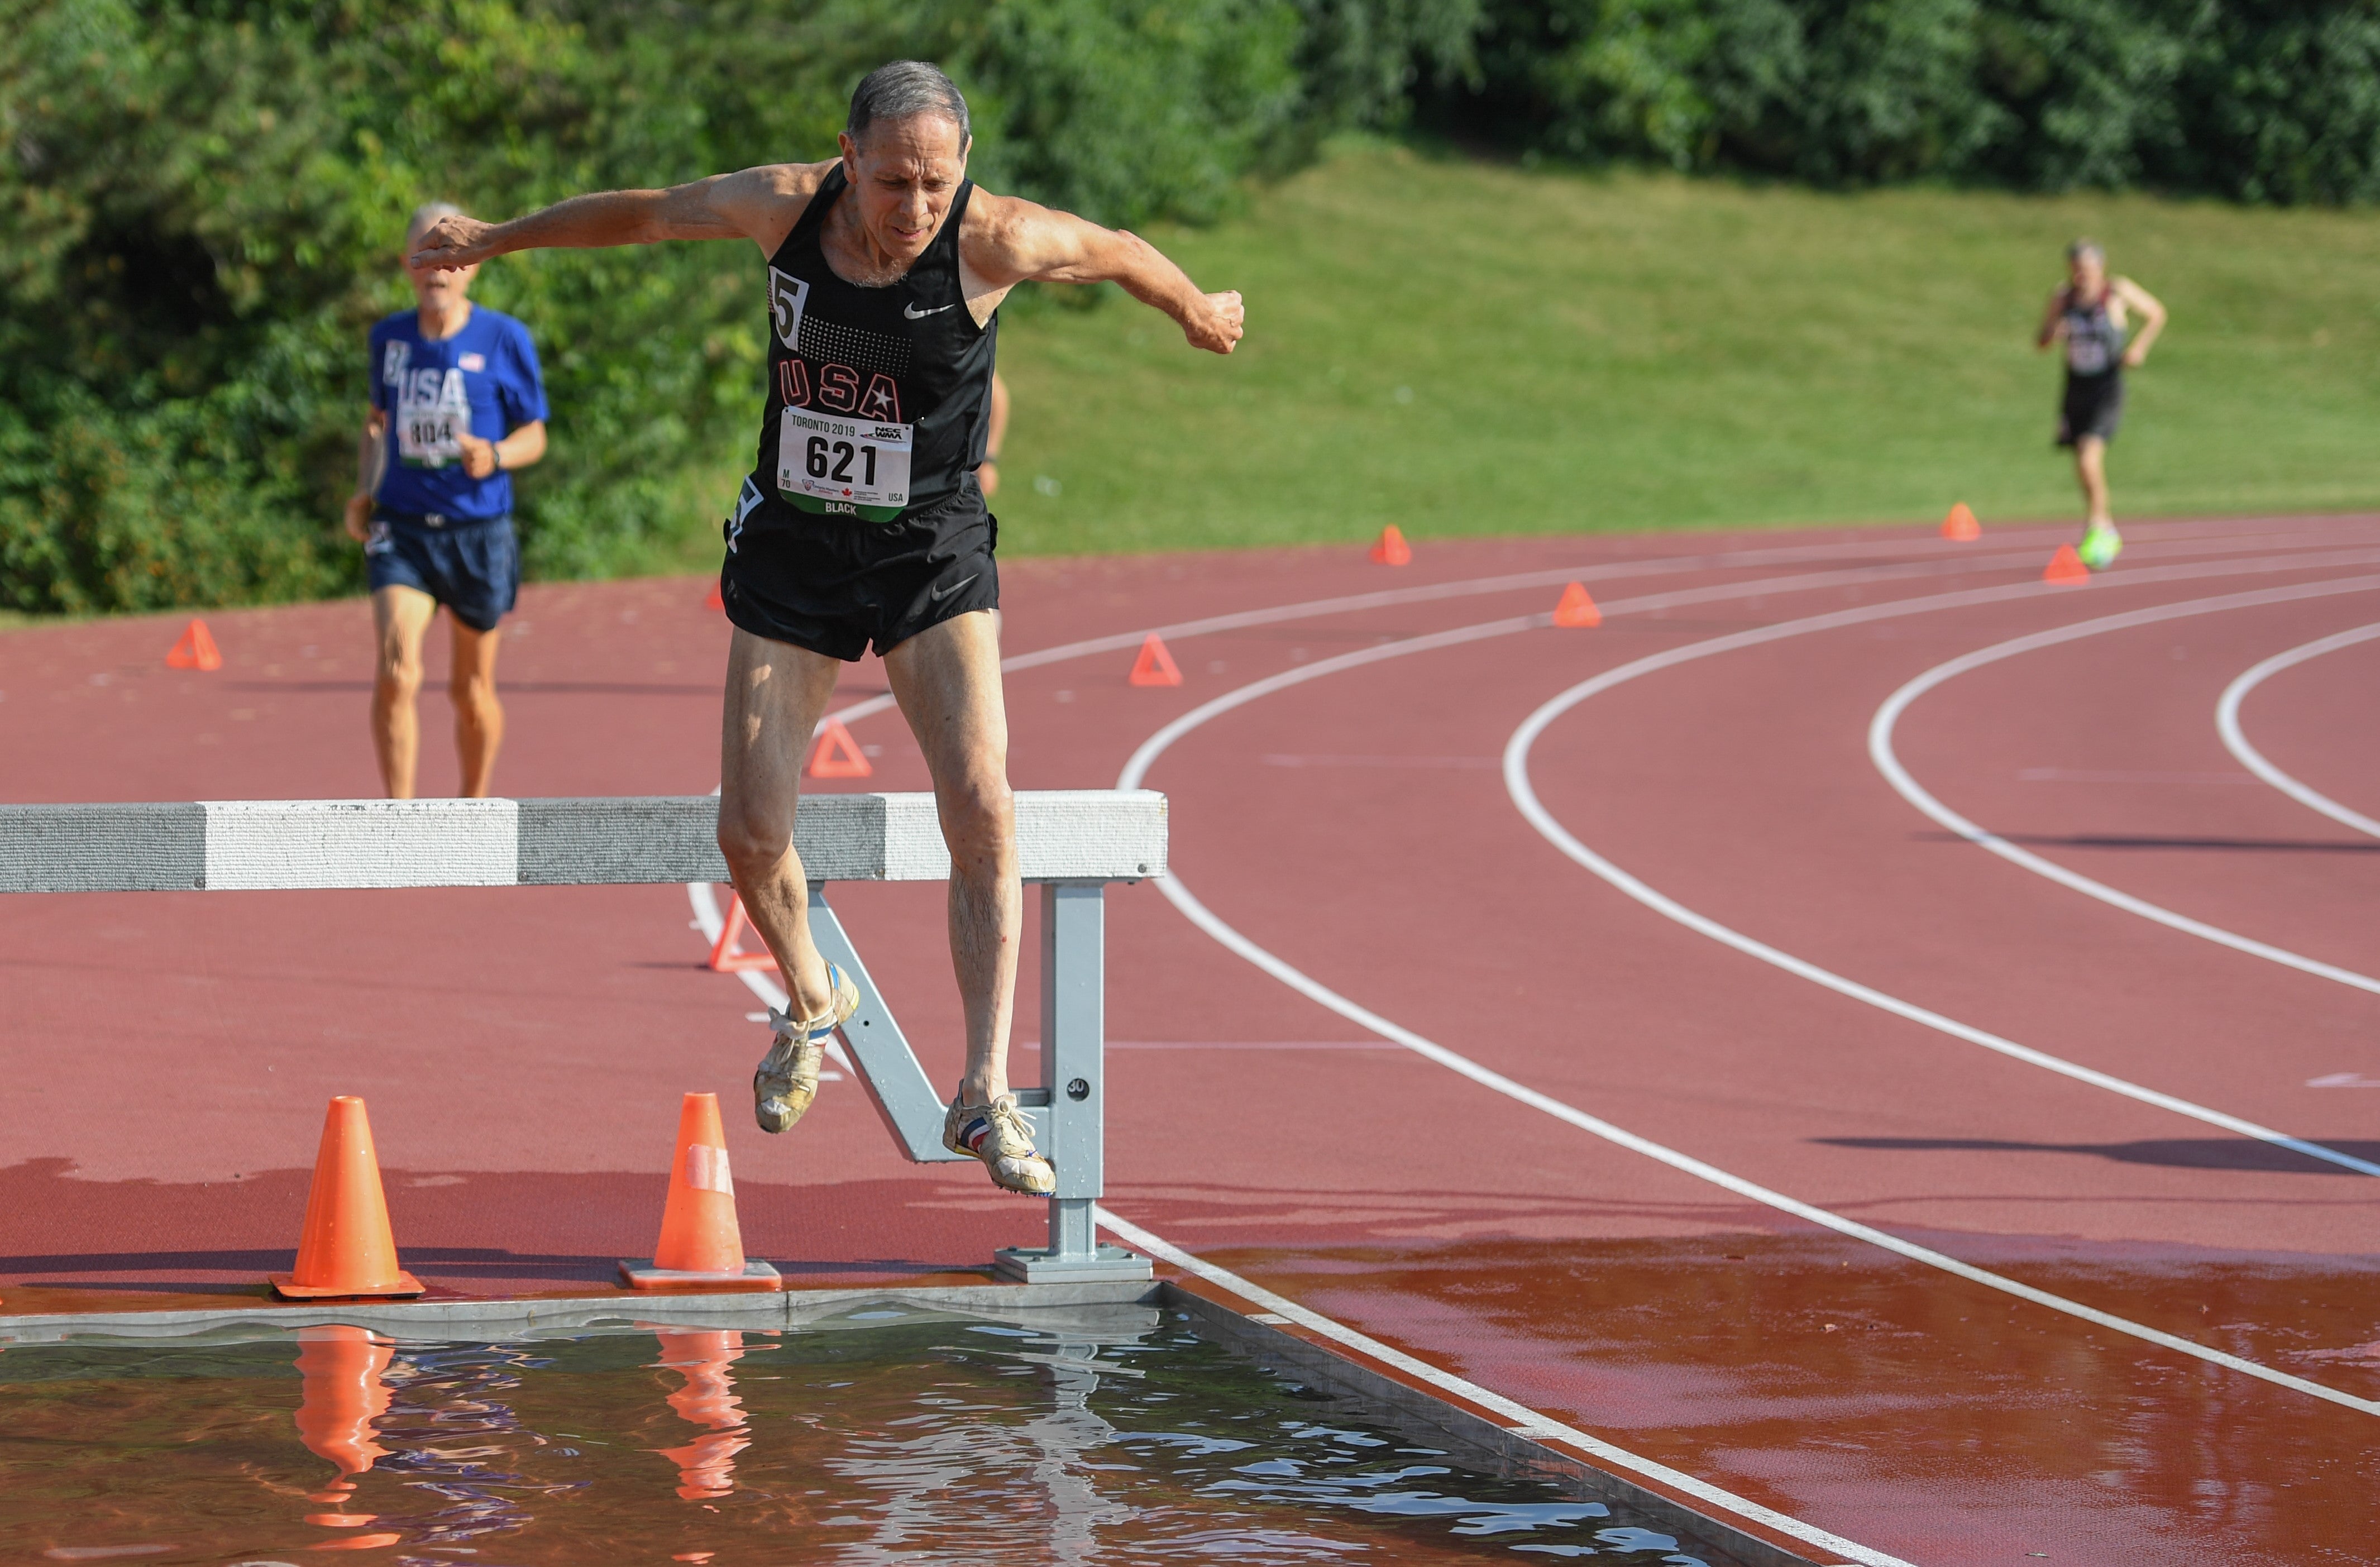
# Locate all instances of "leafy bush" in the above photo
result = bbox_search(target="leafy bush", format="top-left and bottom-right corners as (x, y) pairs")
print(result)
(1431, 0), (2380, 199)
(1, 0), (1443, 612)
(4, 0), (2373, 614)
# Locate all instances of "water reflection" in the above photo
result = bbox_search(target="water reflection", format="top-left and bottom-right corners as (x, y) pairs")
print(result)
(0, 1308), (1732, 1564)
(291, 1324), (395, 1541)
(649, 1328), (752, 1500)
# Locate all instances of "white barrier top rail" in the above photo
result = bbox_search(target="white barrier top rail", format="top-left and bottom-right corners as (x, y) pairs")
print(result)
(0, 791), (1168, 892)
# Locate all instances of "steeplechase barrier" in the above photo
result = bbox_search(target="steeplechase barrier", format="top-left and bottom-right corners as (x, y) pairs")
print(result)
(1, 790), (1168, 1284)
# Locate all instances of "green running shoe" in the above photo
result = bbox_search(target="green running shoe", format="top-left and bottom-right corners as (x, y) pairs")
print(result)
(2077, 526), (2123, 571)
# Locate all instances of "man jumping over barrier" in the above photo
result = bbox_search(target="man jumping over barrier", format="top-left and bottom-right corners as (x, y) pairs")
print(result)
(408, 61), (1244, 1193)
(2036, 238), (2166, 571)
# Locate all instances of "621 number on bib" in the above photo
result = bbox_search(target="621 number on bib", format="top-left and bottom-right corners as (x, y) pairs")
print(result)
(777, 407), (912, 512)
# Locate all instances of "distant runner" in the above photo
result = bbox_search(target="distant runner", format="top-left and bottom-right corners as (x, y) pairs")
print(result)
(2036, 240), (2166, 571)
(345, 202), (549, 798)
(408, 61), (1243, 1194)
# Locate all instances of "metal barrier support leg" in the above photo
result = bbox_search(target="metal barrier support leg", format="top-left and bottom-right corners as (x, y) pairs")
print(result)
(995, 881), (1150, 1282)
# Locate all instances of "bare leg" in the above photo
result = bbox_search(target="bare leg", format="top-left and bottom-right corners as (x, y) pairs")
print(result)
(715, 627), (846, 1021)
(882, 610), (1018, 1105)
(449, 619), (505, 797)
(2075, 436), (2113, 529)
(370, 587), (437, 800)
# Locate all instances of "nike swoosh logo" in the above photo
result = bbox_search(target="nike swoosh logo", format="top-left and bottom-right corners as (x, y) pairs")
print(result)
(930, 573), (979, 602)
(903, 301), (958, 319)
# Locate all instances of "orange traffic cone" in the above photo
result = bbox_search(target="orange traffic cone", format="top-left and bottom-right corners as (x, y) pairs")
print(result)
(706, 893), (777, 974)
(271, 1097), (424, 1300)
(806, 717), (873, 778)
(2043, 543), (2091, 585)
(294, 1325), (395, 1506)
(1128, 633), (1183, 687)
(1551, 582), (1602, 628)
(1369, 525), (1412, 566)
(165, 618), (223, 670)
(620, 1093), (781, 1291)
(652, 1328), (753, 1499)
(704, 579), (724, 612)
(1942, 503), (1980, 541)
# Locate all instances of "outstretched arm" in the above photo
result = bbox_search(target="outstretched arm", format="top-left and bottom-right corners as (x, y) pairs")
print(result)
(2115, 277), (2167, 366)
(407, 163), (833, 274)
(2034, 286), (2069, 350)
(964, 193), (1242, 355)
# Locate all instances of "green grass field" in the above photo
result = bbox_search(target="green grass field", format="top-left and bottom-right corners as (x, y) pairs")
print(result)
(962, 139), (2380, 557)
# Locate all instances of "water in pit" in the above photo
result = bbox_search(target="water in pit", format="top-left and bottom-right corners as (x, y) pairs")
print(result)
(0, 1301), (1753, 1564)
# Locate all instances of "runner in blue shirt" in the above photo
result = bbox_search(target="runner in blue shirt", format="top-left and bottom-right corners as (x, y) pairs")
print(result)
(343, 202), (551, 797)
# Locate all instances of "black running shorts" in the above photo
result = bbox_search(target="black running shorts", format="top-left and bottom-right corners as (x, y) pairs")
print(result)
(719, 474), (999, 661)
(2057, 370), (2125, 448)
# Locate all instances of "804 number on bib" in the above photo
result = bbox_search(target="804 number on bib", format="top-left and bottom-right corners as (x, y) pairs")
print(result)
(778, 408), (912, 513)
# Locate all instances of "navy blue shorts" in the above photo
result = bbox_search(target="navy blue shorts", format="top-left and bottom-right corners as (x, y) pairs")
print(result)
(365, 513), (519, 633)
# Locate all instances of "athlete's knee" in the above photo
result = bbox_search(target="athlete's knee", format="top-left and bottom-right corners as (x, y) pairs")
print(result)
(448, 670), (498, 712)
(716, 794), (796, 874)
(936, 773), (1015, 864)
(376, 648), (423, 700)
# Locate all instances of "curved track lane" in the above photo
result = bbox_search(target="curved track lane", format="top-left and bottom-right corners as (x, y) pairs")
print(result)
(1870, 583), (2380, 997)
(1056, 523), (2380, 1564)
(2217, 623), (2380, 839)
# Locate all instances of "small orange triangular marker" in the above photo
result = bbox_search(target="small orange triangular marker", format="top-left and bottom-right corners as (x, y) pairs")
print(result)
(1369, 525), (1413, 566)
(806, 718), (873, 778)
(165, 618), (222, 670)
(704, 580), (724, 611)
(1942, 503), (1980, 541)
(1129, 633), (1183, 687)
(271, 1097), (424, 1300)
(706, 894), (778, 973)
(1552, 582), (1602, 628)
(620, 1093), (781, 1291)
(2043, 544), (2091, 585)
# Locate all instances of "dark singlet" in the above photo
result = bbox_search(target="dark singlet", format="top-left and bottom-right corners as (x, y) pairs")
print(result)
(2061, 286), (2126, 379)
(748, 164), (997, 525)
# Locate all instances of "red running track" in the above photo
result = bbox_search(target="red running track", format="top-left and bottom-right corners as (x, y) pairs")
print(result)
(4, 518), (2378, 1564)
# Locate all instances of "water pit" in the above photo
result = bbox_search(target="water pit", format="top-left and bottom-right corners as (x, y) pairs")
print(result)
(0, 1297), (1760, 1564)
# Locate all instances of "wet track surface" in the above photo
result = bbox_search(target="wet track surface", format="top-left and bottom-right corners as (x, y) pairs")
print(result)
(5, 517), (2379, 1562)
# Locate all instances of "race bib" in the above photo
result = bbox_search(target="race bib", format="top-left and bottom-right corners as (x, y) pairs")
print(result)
(396, 398), (466, 466)
(778, 408), (912, 512)
(395, 366), (470, 468)
(2066, 336), (2112, 375)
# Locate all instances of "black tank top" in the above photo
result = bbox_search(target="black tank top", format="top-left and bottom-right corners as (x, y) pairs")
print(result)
(2062, 286), (2126, 379)
(749, 164), (997, 524)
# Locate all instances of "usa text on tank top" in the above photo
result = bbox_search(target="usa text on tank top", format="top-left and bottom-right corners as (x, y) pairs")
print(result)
(756, 164), (998, 523)
(2063, 288), (2126, 377)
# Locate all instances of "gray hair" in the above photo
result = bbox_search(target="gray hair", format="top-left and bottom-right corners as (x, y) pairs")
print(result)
(407, 200), (463, 238)
(2066, 238), (2106, 264)
(847, 60), (970, 149)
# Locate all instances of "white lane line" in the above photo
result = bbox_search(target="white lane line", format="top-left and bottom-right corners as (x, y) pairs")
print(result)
(681, 849), (1899, 1563)
(1093, 1207), (1905, 1567)
(1110, 546), (2375, 793)
(2216, 622), (2380, 839)
(1502, 561), (2380, 1182)
(814, 521), (2377, 733)
(1107, 847), (2380, 1422)
(1112, 556), (2380, 1418)
(1870, 581), (2380, 999)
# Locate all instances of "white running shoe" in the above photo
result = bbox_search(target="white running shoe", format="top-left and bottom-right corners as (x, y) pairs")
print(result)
(752, 962), (858, 1134)
(941, 1093), (1057, 1195)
